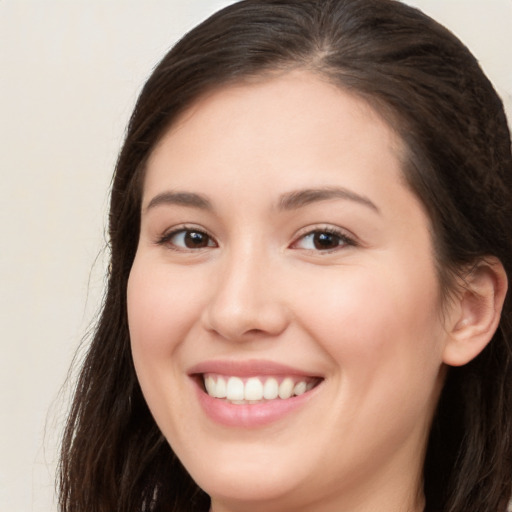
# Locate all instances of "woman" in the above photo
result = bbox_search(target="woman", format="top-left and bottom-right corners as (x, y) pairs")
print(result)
(59, 0), (512, 511)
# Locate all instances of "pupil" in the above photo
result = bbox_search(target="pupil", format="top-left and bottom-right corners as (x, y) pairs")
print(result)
(314, 232), (337, 249)
(185, 231), (207, 248)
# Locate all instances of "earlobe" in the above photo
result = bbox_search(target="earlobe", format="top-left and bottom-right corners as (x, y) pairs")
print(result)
(442, 257), (508, 367)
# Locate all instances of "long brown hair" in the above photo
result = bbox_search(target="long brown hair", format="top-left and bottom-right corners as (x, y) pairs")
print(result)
(59, 1), (512, 511)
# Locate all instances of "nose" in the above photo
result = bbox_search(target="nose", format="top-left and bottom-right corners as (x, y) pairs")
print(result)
(201, 246), (290, 342)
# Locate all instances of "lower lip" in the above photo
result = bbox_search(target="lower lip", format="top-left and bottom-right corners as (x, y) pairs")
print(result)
(194, 380), (319, 428)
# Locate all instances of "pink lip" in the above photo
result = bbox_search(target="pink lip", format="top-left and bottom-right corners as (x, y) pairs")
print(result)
(188, 359), (323, 428)
(188, 359), (319, 378)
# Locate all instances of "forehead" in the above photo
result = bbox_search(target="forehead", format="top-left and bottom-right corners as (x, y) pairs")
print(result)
(144, 71), (407, 198)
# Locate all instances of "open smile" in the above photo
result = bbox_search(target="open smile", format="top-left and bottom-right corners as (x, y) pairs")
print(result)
(202, 374), (320, 404)
(189, 360), (324, 427)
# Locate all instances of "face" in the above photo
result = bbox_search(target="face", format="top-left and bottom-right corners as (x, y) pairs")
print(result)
(127, 71), (450, 512)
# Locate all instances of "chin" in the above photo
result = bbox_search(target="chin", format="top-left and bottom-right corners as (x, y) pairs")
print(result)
(185, 454), (307, 508)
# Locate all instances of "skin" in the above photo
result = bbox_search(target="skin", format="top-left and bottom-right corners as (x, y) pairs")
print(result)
(127, 71), (458, 512)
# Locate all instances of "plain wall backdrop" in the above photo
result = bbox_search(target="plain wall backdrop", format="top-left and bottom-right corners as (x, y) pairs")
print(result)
(1, 1), (510, 510)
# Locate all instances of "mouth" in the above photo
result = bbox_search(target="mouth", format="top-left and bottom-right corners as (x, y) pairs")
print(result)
(189, 360), (324, 426)
(201, 374), (322, 404)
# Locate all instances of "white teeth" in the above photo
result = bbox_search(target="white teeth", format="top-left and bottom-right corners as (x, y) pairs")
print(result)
(214, 376), (227, 398)
(205, 375), (215, 396)
(203, 374), (316, 402)
(245, 377), (263, 401)
(263, 377), (279, 399)
(226, 377), (244, 400)
(278, 377), (294, 399)
(293, 381), (307, 396)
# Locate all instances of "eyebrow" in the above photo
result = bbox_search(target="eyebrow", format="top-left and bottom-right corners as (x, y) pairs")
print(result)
(278, 187), (380, 213)
(145, 186), (379, 215)
(145, 191), (212, 212)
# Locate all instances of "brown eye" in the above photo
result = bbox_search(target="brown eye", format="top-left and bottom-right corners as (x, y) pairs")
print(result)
(161, 229), (217, 250)
(183, 230), (211, 248)
(312, 232), (340, 250)
(292, 229), (354, 251)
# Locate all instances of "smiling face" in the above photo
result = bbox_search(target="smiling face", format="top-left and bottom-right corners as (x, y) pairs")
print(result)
(127, 71), (451, 512)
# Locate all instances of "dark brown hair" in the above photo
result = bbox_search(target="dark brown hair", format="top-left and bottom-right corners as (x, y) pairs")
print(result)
(59, 1), (512, 511)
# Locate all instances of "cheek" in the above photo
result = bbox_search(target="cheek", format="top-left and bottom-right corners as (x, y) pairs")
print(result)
(126, 258), (210, 437)
(293, 260), (445, 387)
(300, 263), (446, 445)
(127, 259), (207, 358)
(126, 257), (212, 428)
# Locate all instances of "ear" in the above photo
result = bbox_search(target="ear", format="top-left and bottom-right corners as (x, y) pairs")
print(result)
(443, 257), (508, 367)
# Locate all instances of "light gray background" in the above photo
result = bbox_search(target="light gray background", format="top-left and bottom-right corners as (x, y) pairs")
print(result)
(1, 1), (511, 510)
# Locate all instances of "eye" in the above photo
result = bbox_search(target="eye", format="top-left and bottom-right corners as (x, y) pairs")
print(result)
(292, 229), (354, 251)
(158, 228), (217, 250)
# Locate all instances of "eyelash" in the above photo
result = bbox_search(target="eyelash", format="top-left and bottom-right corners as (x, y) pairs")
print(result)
(290, 226), (356, 253)
(156, 225), (217, 251)
(155, 225), (356, 253)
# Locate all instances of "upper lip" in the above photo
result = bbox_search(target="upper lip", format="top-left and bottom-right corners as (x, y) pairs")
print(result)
(188, 359), (322, 378)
